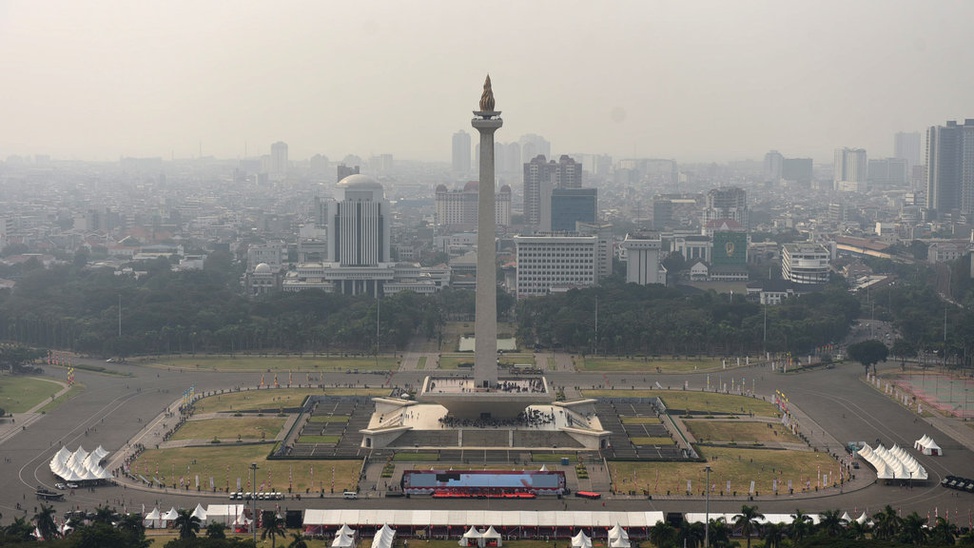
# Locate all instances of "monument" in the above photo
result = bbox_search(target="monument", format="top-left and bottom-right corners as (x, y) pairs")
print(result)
(360, 77), (607, 452)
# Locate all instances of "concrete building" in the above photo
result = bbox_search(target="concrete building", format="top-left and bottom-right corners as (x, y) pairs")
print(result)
(514, 234), (598, 297)
(895, 131), (922, 169)
(434, 182), (511, 228)
(621, 232), (665, 285)
(868, 157), (909, 187)
(270, 141), (288, 181)
(523, 154), (584, 227)
(764, 150), (783, 183)
(782, 158), (813, 184)
(336, 163), (360, 183)
(781, 243), (831, 284)
(834, 147), (868, 192)
(702, 187), (748, 229)
(926, 119), (974, 219)
(575, 222), (614, 279)
(452, 130), (471, 173)
(549, 188), (597, 232)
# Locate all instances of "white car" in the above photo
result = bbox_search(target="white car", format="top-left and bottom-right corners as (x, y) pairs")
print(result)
(66, 482), (79, 489)
(54, 483), (67, 490)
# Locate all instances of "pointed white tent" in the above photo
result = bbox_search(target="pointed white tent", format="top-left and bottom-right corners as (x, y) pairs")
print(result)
(162, 507), (179, 525)
(191, 503), (207, 522)
(482, 526), (502, 547)
(460, 526), (484, 547)
(915, 434), (942, 456)
(608, 525), (630, 548)
(333, 533), (356, 548)
(144, 508), (163, 529)
(840, 512), (852, 524)
(371, 524), (396, 548)
(571, 531), (592, 548)
(856, 512), (869, 525)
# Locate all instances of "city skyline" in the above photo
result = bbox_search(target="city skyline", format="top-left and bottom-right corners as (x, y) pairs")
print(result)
(1, 1), (973, 163)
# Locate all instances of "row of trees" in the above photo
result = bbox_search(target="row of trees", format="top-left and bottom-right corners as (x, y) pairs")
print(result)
(516, 279), (859, 356)
(651, 504), (969, 547)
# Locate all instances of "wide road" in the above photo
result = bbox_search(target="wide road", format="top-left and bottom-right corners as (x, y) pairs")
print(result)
(1, 356), (971, 521)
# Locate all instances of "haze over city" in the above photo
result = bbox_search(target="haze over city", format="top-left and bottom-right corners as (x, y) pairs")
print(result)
(2, 0), (973, 163)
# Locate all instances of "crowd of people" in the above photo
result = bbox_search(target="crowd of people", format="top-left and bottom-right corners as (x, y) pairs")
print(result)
(439, 408), (558, 429)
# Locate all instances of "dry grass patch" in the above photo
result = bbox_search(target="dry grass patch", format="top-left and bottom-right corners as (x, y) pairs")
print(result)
(620, 416), (661, 425)
(0, 376), (65, 413)
(172, 417), (285, 442)
(609, 446), (838, 496)
(131, 445), (362, 493)
(197, 388), (388, 413)
(685, 420), (799, 444)
(582, 389), (778, 417)
(152, 355), (399, 371)
(581, 357), (738, 372)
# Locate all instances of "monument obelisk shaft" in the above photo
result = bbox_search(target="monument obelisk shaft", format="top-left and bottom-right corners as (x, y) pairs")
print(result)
(472, 75), (502, 389)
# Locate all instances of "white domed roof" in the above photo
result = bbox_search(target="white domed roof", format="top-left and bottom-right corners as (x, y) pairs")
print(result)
(337, 173), (383, 190)
(254, 263), (272, 274)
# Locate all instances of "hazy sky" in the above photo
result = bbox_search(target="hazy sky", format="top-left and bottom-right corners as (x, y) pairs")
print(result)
(1, 1), (973, 164)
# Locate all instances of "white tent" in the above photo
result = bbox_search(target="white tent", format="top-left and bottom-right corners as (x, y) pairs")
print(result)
(333, 533), (356, 548)
(571, 531), (592, 548)
(49, 445), (113, 483)
(915, 434), (942, 456)
(143, 508), (163, 529)
(858, 443), (927, 480)
(608, 525), (630, 548)
(856, 512), (869, 525)
(162, 507), (179, 525)
(371, 524), (396, 548)
(840, 512), (852, 524)
(460, 526), (483, 547)
(337, 524), (357, 538)
(482, 526), (502, 548)
(191, 503), (207, 522)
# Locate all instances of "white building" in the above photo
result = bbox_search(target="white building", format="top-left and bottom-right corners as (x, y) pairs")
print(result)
(834, 147), (868, 192)
(781, 243), (830, 284)
(434, 182), (511, 228)
(513, 234), (598, 298)
(621, 232), (666, 285)
(270, 141), (288, 181)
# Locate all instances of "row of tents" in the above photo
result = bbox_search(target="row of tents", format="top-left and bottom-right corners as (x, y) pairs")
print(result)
(857, 443), (928, 481)
(49, 446), (112, 483)
(914, 434), (942, 456)
(143, 504), (250, 529)
(571, 524), (631, 548)
(328, 524), (396, 548)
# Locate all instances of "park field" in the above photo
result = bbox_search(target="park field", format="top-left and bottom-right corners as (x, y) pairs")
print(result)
(684, 420), (800, 444)
(581, 389), (778, 417)
(580, 356), (757, 373)
(196, 387), (390, 413)
(149, 355), (399, 372)
(131, 445), (362, 494)
(437, 354), (536, 369)
(0, 376), (66, 413)
(172, 417), (286, 442)
(609, 446), (838, 496)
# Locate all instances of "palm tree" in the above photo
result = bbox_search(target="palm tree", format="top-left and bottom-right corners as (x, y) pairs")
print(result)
(173, 508), (201, 539)
(649, 520), (676, 548)
(287, 531), (310, 548)
(872, 504), (902, 541)
(733, 504), (764, 548)
(787, 509), (813, 543)
(761, 522), (785, 548)
(929, 516), (957, 546)
(3, 516), (35, 542)
(91, 505), (115, 525)
(817, 508), (846, 537)
(844, 519), (869, 541)
(33, 504), (59, 541)
(116, 512), (146, 542)
(206, 521), (228, 539)
(677, 519), (705, 548)
(898, 511), (928, 546)
(707, 517), (732, 548)
(261, 513), (287, 548)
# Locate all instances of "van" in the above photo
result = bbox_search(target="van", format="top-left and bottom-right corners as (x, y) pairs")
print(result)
(343, 491), (358, 500)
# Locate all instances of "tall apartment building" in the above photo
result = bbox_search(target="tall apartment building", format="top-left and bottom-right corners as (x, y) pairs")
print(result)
(834, 148), (868, 192)
(782, 158), (813, 184)
(867, 157), (908, 187)
(270, 141), (288, 181)
(513, 234), (598, 297)
(926, 119), (974, 219)
(621, 232), (665, 285)
(452, 130), (471, 173)
(434, 182), (511, 228)
(764, 150), (783, 183)
(702, 187), (748, 229)
(894, 131), (922, 169)
(781, 243), (830, 284)
(523, 154), (585, 227)
(337, 163), (360, 183)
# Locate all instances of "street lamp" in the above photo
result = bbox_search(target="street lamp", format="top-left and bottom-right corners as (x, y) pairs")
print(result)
(250, 462), (259, 545)
(704, 465), (712, 548)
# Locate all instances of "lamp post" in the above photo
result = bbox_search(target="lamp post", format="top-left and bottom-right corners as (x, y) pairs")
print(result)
(704, 465), (712, 548)
(250, 462), (259, 544)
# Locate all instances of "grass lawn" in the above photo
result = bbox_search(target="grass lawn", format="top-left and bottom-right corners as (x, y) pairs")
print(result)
(392, 452), (440, 461)
(417, 356), (427, 370)
(172, 417), (286, 442)
(131, 445), (362, 493)
(620, 417), (661, 425)
(684, 420), (800, 444)
(438, 355), (474, 369)
(37, 383), (85, 414)
(531, 453), (576, 462)
(150, 355), (399, 372)
(308, 415), (349, 424)
(610, 446), (838, 496)
(581, 357), (751, 373)
(581, 389), (778, 417)
(197, 388), (389, 413)
(0, 376), (66, 413)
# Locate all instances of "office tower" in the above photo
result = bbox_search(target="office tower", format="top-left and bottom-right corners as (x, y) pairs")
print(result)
(576, 222), (614, 279)
(472, 75), (503, 389)
(926, 119), (974, 218)
(323, 175), (392, 297)
(764, 150), (784, 183)
(434, 182), (511, 228)
(834, 148), (868, 192)
(702, 187), (748, 229)
(452, 130), (471, 173)
(337, 163), (360, 183)
(309, 154), (329, 176)
(270, 141), (288, 181)
(781, 243), (830, 284)
(519, 134), (550, 164)
(867, 158), (908, 187)
(621, 232), (665, 285)
(549, 188), (597, 232)
(894, 131), (922, 169)
(782, 158), (813, 184)
(523, 154), (584, 227)
(513, 234), (598, 297)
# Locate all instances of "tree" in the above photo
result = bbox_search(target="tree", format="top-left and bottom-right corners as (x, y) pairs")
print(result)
(847, 339), (889, 374)
(871, 504), (902, 541)
(117, 512), (148, 542)
(649, 520), (677, 548)
(261, 513), (287, 548)
(677, 519), (705, 548)
(33, 504), (59, 541)
(928, 516), (957, 546)
(286, 532), (310, 548)
(898, 511), (928, 546)
(761, 522), (786, 548)
(706, 518), (732, 548)
(173, 508), (201, 539)
(788, 509), (814, 543)
(817, 508), (846, 537)
(733, 504), (764, 548)
(890, 338), (917, 364)
(3, 516), (35, 542)
(206, 521), (228, 539)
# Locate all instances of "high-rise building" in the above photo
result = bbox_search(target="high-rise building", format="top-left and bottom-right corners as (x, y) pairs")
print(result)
(867, 158), (908, 187)
(781, 158), (813, 184)
(549, 188), (597, 232)
(781, 243), (830, 284)
(522, 154), (584, 227)
(270, 141), (288, 181)
(894, 131), (922, 169)
(337, 163), (360, 183)
(452, 130), (471, 173)
(764, 150), (783, 183)
(519, 134), (550, 164)
(834, 148), (868, 192)
(434, 182), (511, 228)
(926, 119), (974, 219)
(513, 234), (598, 297)
(702, 187), (748, 229)
(621, 232), (665, 285)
